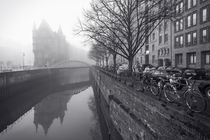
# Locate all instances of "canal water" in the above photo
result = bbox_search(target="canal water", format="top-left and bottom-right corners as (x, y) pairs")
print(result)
(0, 87), (102, 140)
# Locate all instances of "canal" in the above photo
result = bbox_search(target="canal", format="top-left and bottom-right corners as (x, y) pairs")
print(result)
(0, 87), (102, 140)
(0, 68), (122, 140)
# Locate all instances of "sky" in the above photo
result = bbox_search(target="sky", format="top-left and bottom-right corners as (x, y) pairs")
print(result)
(0, 0), (92, 66)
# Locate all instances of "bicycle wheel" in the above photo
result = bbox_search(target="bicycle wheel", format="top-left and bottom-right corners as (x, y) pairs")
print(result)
(163, 83), (179, 102)
(150, 81), (159, 96)
(185, 90), (206, 113)
(142, 77), (149, 91)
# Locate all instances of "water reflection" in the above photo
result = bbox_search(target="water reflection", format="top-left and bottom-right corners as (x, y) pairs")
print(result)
(33, 90), (73, 135)
(88, 96), (102, 140)
(0, 87), (103, 140)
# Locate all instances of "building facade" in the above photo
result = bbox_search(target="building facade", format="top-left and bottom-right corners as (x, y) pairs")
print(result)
(33, 20), (69, 67)
(137, 19), (173, 67)
(172, 0), (210, 69)
(138, 0), (210, 69)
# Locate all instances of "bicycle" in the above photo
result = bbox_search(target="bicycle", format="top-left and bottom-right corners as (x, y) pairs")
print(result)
(163, 76), (206, 113)
(141, 71), (162, 96)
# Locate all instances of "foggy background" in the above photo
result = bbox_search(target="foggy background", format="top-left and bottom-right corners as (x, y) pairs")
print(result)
(0, 0), (93, 67)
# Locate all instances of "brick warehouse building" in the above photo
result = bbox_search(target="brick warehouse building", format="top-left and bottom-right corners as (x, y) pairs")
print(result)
(137, 0), (210, 69)
(33, 20), (69, 67)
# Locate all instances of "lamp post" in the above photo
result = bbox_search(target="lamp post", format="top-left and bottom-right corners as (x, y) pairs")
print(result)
(22, 53), (25, 70)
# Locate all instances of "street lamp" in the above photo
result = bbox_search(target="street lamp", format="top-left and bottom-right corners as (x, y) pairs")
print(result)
(22, 53), (25, 70)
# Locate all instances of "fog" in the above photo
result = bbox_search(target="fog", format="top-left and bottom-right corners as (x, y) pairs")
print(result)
(0, 0), (92, 67)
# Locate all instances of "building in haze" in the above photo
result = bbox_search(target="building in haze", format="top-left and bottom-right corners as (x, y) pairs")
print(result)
(32, 20), (69, 67)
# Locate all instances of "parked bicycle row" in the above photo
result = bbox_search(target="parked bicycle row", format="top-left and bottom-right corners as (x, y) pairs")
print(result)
(98, 65), (210, 113)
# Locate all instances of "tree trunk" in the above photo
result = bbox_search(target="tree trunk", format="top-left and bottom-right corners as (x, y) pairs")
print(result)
(113, 53), (117, 73)
(102, 57), (105, 67)
(128, 56), (133, 75)
(105, 56), (108, 68)
(99, 60), (102, 67)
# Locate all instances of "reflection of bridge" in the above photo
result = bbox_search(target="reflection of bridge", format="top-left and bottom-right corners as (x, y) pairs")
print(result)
(0, 67), (90, 134)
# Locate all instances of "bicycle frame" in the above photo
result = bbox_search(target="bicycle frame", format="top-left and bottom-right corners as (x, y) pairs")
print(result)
(168, 77), (200, 99)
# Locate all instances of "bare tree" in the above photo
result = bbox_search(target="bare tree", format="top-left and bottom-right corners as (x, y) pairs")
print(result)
(88, 43), (109, 67)
(80, 0), (176, 73)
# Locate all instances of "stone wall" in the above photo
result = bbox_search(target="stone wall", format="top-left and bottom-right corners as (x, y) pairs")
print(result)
(91, 68), (210, 140)
(0, 67), (89, 100)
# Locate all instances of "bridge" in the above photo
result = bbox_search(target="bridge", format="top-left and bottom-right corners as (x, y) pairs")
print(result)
(0, 60), (90, 100)
(50, 60), (90, 68)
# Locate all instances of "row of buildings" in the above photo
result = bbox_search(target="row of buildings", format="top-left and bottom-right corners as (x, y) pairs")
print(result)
(33, 20), (70, 67)
(134, 0), (210, 69)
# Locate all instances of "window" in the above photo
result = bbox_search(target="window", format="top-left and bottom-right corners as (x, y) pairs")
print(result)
(202, 8), (207, 22)
(186, 12), (197, 28)
(180, 19), (184, 30)
(176, 21), (179, 31)
(192, 31), (197, 44)
(159, 34), (162, 44)
(186, 33), (192, 46)
(160, 49), (163, 56)
(200, 27), (210, 43)
(203, 29), (207, 41)
(203, 51), (210, 64)
(175, 18), (184, 32)
(175, 37), (179, 47)
(202, 29), (207, 42)
(187, 52), (196, 64)
(192, 13), (197, 25)
(175, 35), (184, 48)
(175, 54), (183, 65)
(164, 33), (168, 43)
(164, 20), (168, 31)
(152, 55), (155, 63)
(186, 31), (197, 46)
(187, 0), (191, 9)
(152, 32), (155, 40)
(200, 6), (209, 23)
(176, 5), (179, 13)
(166, 48), (169, 55)
(192, 0), (197, 7)
(187, 0), (197, 10)
(176, 1), (184, 14)
(145, 45), (149, 51)
(180, 35), (183, 46)
(187, 15), (191, 27)
(152, 45), (155, 51)
(180, 2), (184, 12)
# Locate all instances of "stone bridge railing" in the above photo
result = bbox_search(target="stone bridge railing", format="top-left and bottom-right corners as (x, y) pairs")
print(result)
(91, 67), (210, 140)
